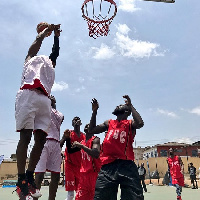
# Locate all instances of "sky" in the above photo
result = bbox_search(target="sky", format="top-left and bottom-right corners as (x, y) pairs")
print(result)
(0, 0), (200, 159)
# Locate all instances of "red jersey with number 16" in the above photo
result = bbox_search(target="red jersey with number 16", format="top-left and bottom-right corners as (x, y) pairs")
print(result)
(167, 156), (184, 179)
(101, 120), (135, 166)
(80, 136), (101, 173)
(65, 131), (85, 167)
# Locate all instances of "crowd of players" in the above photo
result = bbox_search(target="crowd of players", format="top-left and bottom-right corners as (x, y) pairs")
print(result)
(14, 23), (198, 200)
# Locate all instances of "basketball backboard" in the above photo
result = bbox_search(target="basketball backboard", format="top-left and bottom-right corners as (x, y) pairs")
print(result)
(143, 0), (175, 3)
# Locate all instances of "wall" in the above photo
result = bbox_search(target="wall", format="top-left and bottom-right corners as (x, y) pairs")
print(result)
(137, 157), (200, 178)
(0, 160), (65, 184)
(1, 157), (200, 184)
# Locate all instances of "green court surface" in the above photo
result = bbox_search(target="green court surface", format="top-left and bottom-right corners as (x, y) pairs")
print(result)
(0, 185), (199, 200)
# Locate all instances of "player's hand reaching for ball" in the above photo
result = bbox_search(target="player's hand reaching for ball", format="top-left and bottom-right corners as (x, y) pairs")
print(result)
(53, 24), (62, 37)
(91, 98), (99, 112)
(123, 95), (132, 107)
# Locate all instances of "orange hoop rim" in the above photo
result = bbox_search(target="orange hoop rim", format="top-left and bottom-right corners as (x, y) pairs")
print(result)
(81, 0), (117, 24)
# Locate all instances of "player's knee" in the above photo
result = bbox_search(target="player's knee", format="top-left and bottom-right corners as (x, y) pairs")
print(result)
(34, 130), (47, 146)
(51, 173), (60, 183)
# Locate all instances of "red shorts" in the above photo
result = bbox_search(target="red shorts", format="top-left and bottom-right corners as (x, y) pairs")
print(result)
(75, 172), (98, 200)
(65, 162), (80, 191)
(172, 176), (184, 186)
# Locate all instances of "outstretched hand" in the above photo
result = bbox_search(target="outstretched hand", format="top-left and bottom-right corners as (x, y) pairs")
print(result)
(63, 129), (70, 139)
(53, 24), (62, 37)
(123, 95), (132, 106)
(91, 98), (99, 112)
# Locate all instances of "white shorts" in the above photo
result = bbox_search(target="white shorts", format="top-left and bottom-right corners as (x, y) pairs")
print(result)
(35, 139), (62, 173)
(15, 89), (51, 133)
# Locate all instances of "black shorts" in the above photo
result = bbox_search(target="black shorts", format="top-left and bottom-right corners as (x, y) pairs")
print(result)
(94, 159), (144, 200)
(190, 175), (196, 181)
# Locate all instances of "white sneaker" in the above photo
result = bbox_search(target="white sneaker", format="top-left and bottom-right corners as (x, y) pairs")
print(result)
(30, 188), (42, 198)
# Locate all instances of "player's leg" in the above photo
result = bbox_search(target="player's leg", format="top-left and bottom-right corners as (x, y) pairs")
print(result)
(191, 176), (195, 188)
(16, 129), (32, 197)
(65, 163), (76, 200)
(175, 184), (182, 200)
(141, 178), (147, 192)
(119, 160), (144, 200)
(33, 172), (45, 200)
(75, 172), (98, 200)
(44, 141), (62, 200)
(27, 92), (51, 197)
(15, 90), (36, 197)
(17, 130), (32, 174)
(28, 130), (47, 171)
(49, 172), (60, 200)
(26, 130), (46, 198)
(94, 162), (119, 200)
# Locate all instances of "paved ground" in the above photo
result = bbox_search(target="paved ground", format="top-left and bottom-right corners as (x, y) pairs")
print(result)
(1, 184), (200, 200)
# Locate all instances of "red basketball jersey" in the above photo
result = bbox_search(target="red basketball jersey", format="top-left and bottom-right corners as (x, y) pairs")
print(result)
(101, 120), (135, 165)
(167, 155), (183, 179)
(80, 136), (101, 173)
(65, 131), (85, 167)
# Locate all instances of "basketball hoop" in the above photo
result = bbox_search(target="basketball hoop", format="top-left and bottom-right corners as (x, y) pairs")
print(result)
(82, 0), (117, 39)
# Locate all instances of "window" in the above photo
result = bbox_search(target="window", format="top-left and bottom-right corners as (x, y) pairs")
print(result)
(192, 150), (198, 157)
(160, 150), (168, 157)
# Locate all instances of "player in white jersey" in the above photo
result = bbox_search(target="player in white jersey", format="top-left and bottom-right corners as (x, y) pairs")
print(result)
(33, 95), (64, 200)
(15, 24), (61, 199)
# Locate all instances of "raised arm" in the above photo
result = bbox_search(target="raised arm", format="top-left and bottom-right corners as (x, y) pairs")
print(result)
(25, 24), (54, 62)
(49, 25), (61, 68)
(89, 98), (108, 134)
(73, 137), (100, 159)
(60, 129), (80, 153)
(123, 95), (144, 129)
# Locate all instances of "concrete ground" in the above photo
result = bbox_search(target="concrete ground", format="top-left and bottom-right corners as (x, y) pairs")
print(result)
(0, 184), (199, 200)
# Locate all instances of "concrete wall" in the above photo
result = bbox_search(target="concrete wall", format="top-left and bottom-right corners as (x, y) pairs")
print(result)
(0, 161), (18, 184)
(137, 157), (200, 178)
(0, 160), (65, 184)
(1, 157), (200, 184)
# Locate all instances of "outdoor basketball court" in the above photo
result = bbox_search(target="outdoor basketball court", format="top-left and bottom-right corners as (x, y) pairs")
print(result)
(1, 184), (199, 200)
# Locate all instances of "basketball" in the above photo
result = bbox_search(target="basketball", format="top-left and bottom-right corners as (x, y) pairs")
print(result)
(36, 22), (52, 37)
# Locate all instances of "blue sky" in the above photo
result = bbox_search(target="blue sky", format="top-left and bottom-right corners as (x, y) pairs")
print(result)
(1, 0), (200, 158)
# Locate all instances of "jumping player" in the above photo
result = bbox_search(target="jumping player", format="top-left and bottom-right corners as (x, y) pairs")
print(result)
(89, 95), (144, 200)
(33, 95), (64, 200)
(66, 124), (101, 200)
(64, 117), (85, 200)
(15, 24), (61, 199)
(167, 148), (184, 200)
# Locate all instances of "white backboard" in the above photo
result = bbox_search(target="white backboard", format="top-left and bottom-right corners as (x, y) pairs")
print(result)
(143, 0), (175, 3)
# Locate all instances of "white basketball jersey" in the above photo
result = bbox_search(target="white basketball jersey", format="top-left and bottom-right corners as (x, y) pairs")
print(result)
(20, 55), (55, 96)
(47, 108), (64, 141)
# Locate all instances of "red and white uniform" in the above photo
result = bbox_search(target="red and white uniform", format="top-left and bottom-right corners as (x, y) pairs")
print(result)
(101, 120), (135, 166)
(64, 132), (85, 191)
(167, 156), (184, 186)
(21, 55), (55, 96)
(15, 55), (55, 133)
(35, 108), (64, 173)
(75, 136), (101, 200)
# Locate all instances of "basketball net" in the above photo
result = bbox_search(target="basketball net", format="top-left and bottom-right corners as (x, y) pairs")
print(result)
(82, 0), (117, 39)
